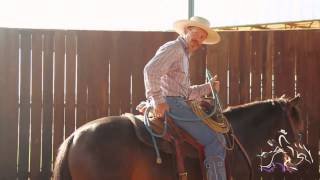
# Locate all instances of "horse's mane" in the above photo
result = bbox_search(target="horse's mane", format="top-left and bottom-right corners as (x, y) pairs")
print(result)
(223, 97), (288, 114)
(223, 96), (302, 132)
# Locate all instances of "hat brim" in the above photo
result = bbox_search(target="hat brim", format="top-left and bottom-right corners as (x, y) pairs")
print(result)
(173, 20), (221, 45)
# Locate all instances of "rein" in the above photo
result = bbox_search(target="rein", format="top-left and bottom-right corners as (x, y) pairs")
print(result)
(232, 134), (253, 180)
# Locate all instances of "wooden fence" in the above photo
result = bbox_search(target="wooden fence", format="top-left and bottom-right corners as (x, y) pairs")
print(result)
(0, 28), (319, 179)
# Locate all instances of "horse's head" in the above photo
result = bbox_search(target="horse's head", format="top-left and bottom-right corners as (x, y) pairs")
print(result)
(225, 94), (308, 175)
(257, 95), (314, 173)
(274, 94), (304, 144)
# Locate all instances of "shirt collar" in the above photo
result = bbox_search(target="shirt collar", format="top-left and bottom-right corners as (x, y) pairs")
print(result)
(177, 36), (189, 57)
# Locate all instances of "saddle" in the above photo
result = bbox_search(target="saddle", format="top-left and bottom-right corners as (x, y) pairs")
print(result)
(123, 113), (206, 180)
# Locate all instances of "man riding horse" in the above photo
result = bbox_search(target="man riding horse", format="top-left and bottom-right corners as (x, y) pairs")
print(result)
(143, 16), (226, 180)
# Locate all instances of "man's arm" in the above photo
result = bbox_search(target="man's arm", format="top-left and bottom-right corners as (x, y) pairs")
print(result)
(188, 76), (220, 100)
(143, 42), (182, 105)
(144, 42), (183, 117)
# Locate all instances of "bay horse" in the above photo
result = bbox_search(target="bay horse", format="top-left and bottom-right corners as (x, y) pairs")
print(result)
(53, 95), (303, 180)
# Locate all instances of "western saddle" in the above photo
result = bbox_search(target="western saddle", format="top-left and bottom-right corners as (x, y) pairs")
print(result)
(123, 112), (207, 180)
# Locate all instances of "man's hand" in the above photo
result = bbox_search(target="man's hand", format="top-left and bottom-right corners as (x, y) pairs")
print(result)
(210, 75), (220, 92)
(154, 102), (170, 118)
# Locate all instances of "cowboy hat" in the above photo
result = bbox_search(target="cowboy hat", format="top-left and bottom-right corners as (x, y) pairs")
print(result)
(173, 16), (221, 45)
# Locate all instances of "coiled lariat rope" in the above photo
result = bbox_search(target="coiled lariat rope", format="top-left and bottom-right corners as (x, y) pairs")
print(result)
(143, 103), (168, 164)
(203, 69), (234, 150)
(194, 69), (230, 134)
(190, 101), (229, 133)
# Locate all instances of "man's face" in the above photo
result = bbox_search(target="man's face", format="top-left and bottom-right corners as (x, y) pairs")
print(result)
(185, 26), (208, 53)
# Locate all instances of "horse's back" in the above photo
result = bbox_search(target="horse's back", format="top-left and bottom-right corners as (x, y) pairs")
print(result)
(66, 116), (178, 180)
(68, 116), (140, 179)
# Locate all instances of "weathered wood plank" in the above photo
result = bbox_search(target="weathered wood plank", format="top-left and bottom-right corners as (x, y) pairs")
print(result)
(41, 31), (54, 179)
(53, 31), (65, 164)
(18, 30), (32, 180)
(65, 31), (77, 136)
(0, 29), (19, 180)
(30, 30), (43, 180)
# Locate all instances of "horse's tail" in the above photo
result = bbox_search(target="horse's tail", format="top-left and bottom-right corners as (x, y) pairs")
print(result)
(53, 134), (74, 180)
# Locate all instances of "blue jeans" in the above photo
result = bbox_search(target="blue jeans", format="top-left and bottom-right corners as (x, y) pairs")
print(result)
(165, 96), (226, 180)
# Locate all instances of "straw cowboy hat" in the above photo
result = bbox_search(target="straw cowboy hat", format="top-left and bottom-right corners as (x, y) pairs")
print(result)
(173, 16), (221, 45)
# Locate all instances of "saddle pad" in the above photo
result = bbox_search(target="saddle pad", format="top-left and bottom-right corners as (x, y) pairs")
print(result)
(122, 113), (198, 159)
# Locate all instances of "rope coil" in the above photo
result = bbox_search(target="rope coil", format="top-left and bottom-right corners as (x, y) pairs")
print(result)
(190, 101), (230, 133)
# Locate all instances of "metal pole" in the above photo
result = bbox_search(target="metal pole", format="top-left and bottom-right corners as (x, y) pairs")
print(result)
(188, 0), (194, 18)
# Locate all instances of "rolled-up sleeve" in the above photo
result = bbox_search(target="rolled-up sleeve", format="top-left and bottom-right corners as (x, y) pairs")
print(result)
(144, 43), (182, 105)
(187, 82), (212, 100)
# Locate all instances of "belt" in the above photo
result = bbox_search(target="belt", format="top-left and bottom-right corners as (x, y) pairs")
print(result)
(166, 96), (187, 100)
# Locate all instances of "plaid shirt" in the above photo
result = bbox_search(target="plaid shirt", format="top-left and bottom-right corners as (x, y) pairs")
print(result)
(144, 36), (211, 105)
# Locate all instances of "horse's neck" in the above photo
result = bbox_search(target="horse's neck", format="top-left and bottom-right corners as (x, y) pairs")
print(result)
(225, 102), (281, 153)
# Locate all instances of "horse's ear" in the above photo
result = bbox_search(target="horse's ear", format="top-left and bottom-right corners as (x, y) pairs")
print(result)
(289, 94), (301, 106)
